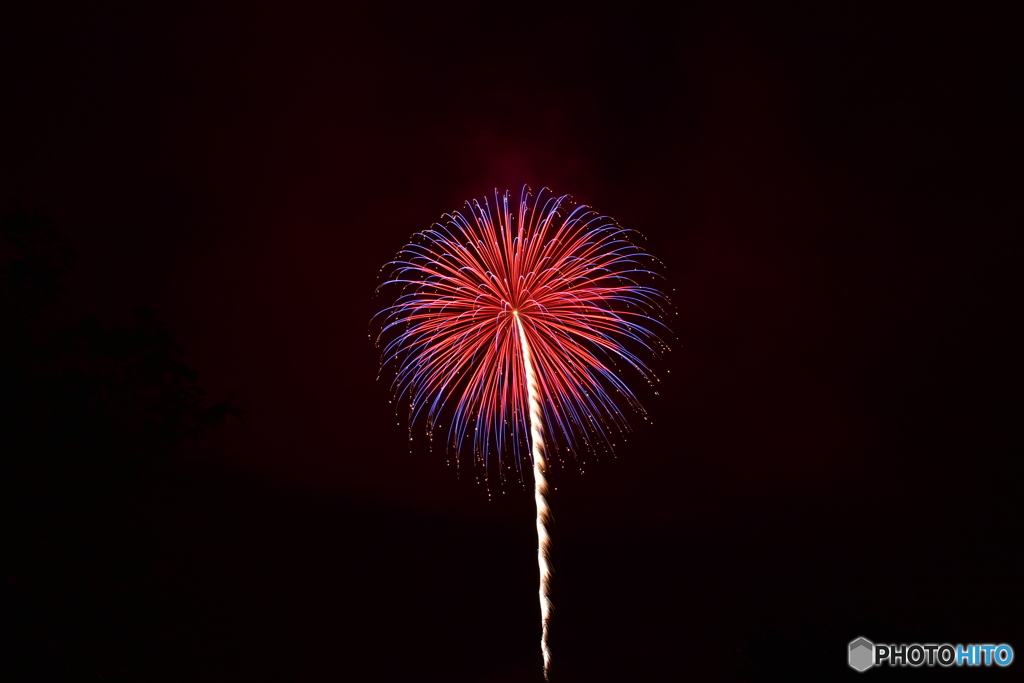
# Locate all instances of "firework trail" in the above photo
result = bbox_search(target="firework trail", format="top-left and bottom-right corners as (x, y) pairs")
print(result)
(374, 187), (670, 679)
(515, 310), (553, 672)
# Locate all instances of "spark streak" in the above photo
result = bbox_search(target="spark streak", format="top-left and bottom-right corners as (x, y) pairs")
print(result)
(515, 310), (553, 678)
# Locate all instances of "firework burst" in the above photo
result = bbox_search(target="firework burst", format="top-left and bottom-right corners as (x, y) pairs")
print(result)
(374, 187), (671, 679)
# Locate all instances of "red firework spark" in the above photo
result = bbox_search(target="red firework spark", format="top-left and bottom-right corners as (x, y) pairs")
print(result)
(375, 187), (671, 476)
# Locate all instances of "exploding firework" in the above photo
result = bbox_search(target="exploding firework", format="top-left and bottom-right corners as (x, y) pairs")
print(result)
(374, 187), (671, 679)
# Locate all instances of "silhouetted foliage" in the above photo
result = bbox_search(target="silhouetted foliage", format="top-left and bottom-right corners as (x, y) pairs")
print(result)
(1, 204), (241, 680)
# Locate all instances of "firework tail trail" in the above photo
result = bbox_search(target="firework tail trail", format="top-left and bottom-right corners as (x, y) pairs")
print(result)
(515, 310), (553, 679)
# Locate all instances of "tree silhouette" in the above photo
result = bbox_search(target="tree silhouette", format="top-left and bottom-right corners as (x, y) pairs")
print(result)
(1, 204), (242, 680)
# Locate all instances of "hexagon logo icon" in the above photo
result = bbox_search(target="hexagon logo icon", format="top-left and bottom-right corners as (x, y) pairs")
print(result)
(849, 637), (875, 672)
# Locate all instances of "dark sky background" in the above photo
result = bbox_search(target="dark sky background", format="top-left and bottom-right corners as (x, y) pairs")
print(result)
(3, 1), (1020, 680)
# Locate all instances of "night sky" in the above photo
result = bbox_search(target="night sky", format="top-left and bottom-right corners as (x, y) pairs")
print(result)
(3, 1), (1020, 681)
